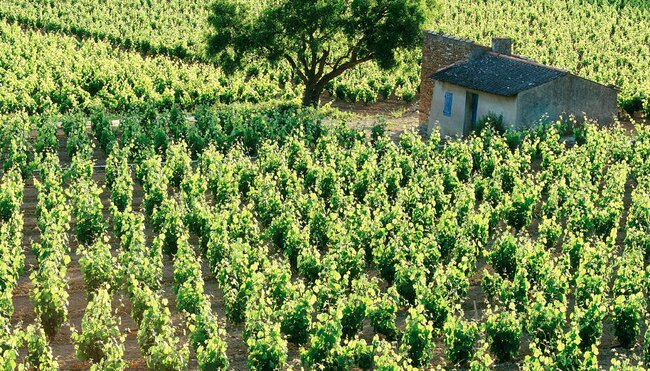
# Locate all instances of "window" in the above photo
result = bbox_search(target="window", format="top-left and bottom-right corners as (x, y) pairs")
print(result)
(443, 92), (453, 117)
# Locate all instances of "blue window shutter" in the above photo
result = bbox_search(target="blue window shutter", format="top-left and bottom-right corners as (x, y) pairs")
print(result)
(443, 92), (453, 117)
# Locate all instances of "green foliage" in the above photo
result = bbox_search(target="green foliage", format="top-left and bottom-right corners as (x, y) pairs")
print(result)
(280, 292), (315, 345)
(30, 259), (69, 338)
(69, 179), (106, 246)
(78, 237), (117, 297)
(337, 338), (373, 370)
(554, 328), (599, 371)
(89, 339), (127, 371)
(23, 323), (58, 370)
(207, 0), (430, 106)
(526, 295), (565, 351)
(301, 310), (343, 369)
(395, 261), (425, 305)
(247, 322), (288, 371)
(488, 232), (518, 280)
(137, 299), (174, 353)
(444, 315), (479, 366)
(644, 323), (650, 368)
(372, 337), (410, 370)
(164, 141), (192, 188)
(573, 294), (607, 349)
(418, 283), (450, 332)
(34, 119), (58, 155)
(485, 309), (521, 363)
(400, 305), (434, 367)
(613, 293), (646, 348)
(369, 289), (399, 340)
(71, 287), (124, 363)
(197, 334), (229, 371)
(0, 167), (23, 222)
(341, 290), (369, 340)
(145, 338), (190, 371)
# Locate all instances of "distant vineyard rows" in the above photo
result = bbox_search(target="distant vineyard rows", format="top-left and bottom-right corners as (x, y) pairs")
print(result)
(0, 0), (647, 114)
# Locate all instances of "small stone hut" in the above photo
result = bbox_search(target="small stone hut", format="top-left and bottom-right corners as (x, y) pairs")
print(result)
(419, 32), (619, 137)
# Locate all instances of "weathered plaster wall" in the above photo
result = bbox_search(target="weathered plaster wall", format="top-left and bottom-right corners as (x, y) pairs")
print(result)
(475, 90), (518, 129)
(516, 75), (618, 127)
(428, 81), (517, 137)
(419, 31), (488, 123)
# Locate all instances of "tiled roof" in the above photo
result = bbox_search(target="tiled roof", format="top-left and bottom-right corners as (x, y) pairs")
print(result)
(431, 53), (568, 96)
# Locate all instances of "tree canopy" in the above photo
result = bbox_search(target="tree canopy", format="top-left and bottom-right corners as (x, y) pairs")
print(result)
(207, 0), (432, 107)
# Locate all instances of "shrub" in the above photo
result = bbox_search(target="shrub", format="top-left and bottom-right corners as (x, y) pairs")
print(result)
(573, 295), (606, 349)
(30, 260), (69, 338)
(554, 328), (598, 371)
(152, 200), (184, 255)
(247, 322), (288, 371)
(613, 293), (646, 348)
(70, 182), (106, 246)
(89, 339), (127, 371)
(337, 338), (373, 370)
(505, 185), (536, 230)
(394, 262), (425, 305)
(0, 168), (23, 222)
(176, 278), (205, 315)
(122, 237), (163, 294)
(223, 274), (258, 324)
(526, 296), (565, 351)
(137, 301), (174, 353)
(485, 309), (521, 363)
(71, 287), (123, 362)
(78, 238), (116, 297)
(110, 172), (133, 212)
(444, 315), (479, 366)
(474, 113), (505, 134)
(418, 283), (450, 332)
(280, 293), (315, 345)
(538, 216), (562, 248)
(189, 305), (221, 351)
(197, 334), (229, 371)
(24, 323), (58, 370)
(297, 246), (322, 283)
(164, 141), (192, 188)
(372, 337), (409, 370)
(643, 323), (650, 368)
(488, 232), (518, 280)
(301, 310), (343, 369)
(400, 305), (434, 367)
(341, 291), (369, 340)
(34, 119), (58, 155)
(369, 290), (398, 340)
(146, 336), (190, 371)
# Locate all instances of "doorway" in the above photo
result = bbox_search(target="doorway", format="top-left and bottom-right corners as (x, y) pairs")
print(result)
(464, 92), (479, 134)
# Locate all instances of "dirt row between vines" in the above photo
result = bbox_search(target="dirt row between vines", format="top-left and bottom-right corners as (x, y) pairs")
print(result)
(8, 122), (643, 370)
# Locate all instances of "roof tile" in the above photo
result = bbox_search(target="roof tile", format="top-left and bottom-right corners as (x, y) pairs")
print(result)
(431, 53), (568, 96)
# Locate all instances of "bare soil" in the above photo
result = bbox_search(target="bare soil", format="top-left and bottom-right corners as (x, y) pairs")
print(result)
(8, 101), (648, 370)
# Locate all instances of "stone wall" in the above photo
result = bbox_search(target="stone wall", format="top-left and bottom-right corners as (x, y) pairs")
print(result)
(418, 31), (488, 123)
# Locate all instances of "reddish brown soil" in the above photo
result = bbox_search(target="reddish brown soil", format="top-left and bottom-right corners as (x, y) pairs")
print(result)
(8, 103), (648, 369)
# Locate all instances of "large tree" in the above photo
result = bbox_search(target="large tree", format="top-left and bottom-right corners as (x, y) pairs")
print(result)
(207, 0), (431, 107)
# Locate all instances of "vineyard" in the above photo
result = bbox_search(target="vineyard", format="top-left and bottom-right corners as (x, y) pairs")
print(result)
(0, 0), (649, 369)
(0, 104), (647, 369)
(0, 0), (648, 115)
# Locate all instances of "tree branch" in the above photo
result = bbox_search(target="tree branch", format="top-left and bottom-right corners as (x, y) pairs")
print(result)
(320, 54), (375, 86)
(298, 38), (311, 79)
(284, 54), (307, 83)
(316, 48), (330, 80)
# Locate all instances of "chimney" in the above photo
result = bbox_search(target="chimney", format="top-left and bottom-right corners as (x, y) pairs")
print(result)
(492, 38), (512, 55)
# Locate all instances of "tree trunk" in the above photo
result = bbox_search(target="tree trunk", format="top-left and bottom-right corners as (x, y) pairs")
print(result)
(301, 83), (323, 108)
